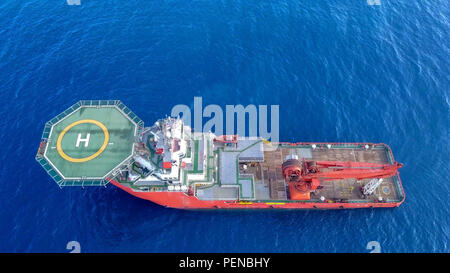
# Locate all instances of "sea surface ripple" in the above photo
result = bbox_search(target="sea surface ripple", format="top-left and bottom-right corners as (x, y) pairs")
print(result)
(0, 0), (448, 252)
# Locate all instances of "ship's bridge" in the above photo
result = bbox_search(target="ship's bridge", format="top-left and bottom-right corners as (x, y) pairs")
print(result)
(36, 100), (143, 186)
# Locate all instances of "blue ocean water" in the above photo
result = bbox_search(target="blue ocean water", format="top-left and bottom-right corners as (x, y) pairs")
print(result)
(0, 0), (449, 253)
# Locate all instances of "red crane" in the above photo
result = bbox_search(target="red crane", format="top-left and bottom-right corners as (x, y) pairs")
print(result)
(282, 159), (403, 200)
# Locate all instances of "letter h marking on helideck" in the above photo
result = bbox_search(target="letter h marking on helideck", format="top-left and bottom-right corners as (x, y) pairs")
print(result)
(76, 133), (91, 148)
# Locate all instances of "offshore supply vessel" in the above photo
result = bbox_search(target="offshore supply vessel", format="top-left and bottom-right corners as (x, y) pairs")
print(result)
(36, 100), (405, 209)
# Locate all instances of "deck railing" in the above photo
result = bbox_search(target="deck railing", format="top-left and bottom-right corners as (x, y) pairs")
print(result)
(36, 100), (144, 187)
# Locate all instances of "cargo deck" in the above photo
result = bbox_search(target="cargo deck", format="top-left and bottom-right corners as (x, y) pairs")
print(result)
(239, 145), (402, 203)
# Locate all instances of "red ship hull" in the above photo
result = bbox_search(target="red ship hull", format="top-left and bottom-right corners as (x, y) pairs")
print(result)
(108, 177), (405, 209)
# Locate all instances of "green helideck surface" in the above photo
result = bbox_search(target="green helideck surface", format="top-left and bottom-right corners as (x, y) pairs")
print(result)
(44, 106), (136, 179)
